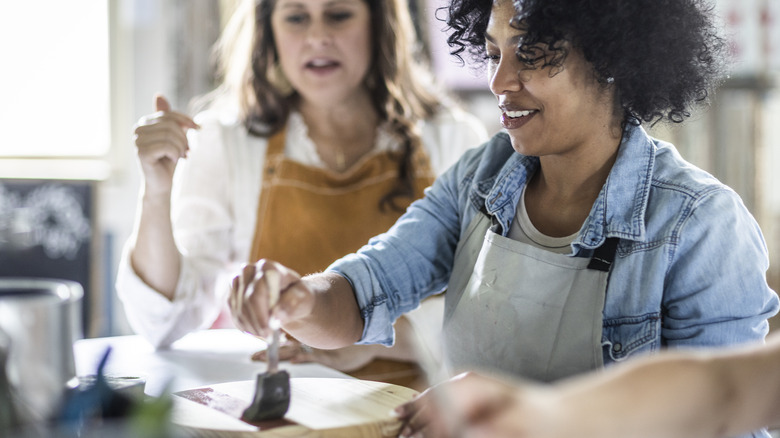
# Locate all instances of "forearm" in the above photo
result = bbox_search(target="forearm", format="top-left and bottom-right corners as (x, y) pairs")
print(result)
(130, 191), (181, 300)
(720, 334), (780, 435)
(283, 272), (364, 350)
(551, 355), (724, 438)
(554, 338), (780, 438)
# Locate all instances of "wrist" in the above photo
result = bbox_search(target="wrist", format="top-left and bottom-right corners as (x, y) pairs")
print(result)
(284, 273), (362, 349)
(141, 186), (172, 205)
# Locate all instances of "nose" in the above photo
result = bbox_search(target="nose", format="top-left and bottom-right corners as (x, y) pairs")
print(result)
(305, 19), (332, 47)
(488, 55), (523, 96)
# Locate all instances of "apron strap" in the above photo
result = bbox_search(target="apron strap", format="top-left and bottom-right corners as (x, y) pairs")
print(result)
(587, 237), (619, 272)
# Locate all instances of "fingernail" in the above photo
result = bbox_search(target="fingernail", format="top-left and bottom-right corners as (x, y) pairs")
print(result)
(389, 408), (401, 418)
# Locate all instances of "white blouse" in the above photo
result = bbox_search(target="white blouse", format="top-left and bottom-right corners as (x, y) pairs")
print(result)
(116, 107), (489, 348)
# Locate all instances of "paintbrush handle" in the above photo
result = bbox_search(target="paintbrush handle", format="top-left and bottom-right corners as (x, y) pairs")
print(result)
(267, 320), (281, 373)
(263, 270), (282, 373)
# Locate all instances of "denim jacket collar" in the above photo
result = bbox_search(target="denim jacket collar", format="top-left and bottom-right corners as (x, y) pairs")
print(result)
(480, 124), (655, 253)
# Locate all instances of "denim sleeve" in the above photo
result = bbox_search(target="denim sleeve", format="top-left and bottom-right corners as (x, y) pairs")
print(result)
(327, 156), (470, 346)
(662, 187), (779, 347)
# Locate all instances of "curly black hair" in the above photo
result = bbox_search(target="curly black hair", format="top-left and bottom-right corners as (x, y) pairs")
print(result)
(443, 0), (728, 126)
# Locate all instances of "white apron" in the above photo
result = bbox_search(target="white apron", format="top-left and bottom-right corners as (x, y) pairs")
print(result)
(443, 212), (618, 382)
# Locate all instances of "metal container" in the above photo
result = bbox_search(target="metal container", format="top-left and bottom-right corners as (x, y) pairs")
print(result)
(0, 278), (83, 422)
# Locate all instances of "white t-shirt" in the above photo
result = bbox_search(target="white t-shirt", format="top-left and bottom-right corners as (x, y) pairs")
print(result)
(116, 107), (488, 349)
(508, 185), (577, 254)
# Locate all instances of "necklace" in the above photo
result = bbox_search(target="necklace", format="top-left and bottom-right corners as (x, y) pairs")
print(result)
(335, 150), (346, 171)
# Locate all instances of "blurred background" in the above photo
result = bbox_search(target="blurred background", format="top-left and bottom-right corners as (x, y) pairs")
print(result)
(0, 0), (778, 338)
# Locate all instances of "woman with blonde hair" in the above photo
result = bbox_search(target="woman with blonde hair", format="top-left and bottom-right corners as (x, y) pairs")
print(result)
(117, 0), (487, 385)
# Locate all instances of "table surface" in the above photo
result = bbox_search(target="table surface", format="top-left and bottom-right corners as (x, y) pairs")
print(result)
(73, 329), (350, 397)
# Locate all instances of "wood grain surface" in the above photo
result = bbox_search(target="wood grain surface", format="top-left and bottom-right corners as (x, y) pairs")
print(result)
(172, 378), (419, 437)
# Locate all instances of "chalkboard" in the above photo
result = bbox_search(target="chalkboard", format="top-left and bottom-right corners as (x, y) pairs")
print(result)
(0, 179), (94, 334)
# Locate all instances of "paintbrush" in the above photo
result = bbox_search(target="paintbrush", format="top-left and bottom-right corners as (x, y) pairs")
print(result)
(241, 270), (290, 423)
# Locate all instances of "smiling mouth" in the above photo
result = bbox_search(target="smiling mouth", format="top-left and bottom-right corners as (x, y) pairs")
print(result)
(500, 108), (537, 130)
(504, 109), (537, 118)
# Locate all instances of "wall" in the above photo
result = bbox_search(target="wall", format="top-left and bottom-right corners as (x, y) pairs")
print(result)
(99, 0), (221, 335)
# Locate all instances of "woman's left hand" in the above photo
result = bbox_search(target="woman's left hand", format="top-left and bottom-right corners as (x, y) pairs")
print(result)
(251, 338), (382, 371)
(393, 372), (556, 438)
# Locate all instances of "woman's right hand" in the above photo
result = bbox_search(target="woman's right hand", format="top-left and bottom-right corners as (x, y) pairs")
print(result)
(132, 94), (199, 195)
(394, 372), (558, 438)
(229, 260), (315, 338)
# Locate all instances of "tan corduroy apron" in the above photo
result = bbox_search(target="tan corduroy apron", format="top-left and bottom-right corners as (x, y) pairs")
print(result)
(249, 128), (435, 389)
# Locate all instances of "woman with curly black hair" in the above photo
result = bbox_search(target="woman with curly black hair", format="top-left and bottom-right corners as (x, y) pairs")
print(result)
(390, 0), (778, 436)
(227, 0), (778, 436)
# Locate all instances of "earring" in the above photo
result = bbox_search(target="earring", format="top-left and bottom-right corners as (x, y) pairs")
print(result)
(606, 77), (615, 84)
(268, 62), (294, 96)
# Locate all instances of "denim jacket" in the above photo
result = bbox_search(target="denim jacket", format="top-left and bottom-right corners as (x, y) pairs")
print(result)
(329, 124), (779, 370)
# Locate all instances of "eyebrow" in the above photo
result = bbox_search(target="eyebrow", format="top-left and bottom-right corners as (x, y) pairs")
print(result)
(277, 0), (358, 6)
(484, 32), (523, 47)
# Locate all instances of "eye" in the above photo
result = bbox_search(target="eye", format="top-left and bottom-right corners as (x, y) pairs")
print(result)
(484, 43), (500, 64)
(326, 10), (353, 23)
(484, 52), (500, 64)
(283, 13), (308, 25)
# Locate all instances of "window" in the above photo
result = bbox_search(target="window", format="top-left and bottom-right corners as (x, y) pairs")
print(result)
(0, 2), (110, 158)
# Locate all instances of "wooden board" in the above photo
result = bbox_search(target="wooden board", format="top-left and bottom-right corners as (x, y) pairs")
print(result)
(172, 378), (419, 437)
